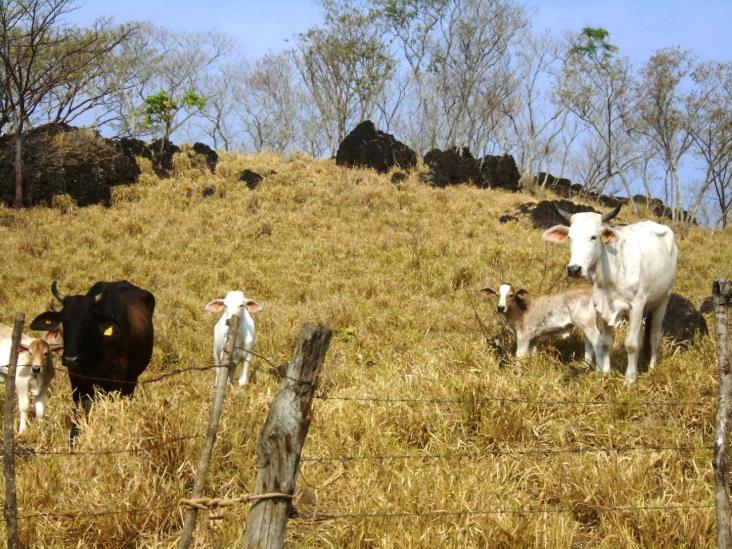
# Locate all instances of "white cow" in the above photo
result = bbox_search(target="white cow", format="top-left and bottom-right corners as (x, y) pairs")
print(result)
(481, 283), (600, 365)
(205, 291), (262, 387)
(0, 325), (62, 433)
(542, 204), (678, 384)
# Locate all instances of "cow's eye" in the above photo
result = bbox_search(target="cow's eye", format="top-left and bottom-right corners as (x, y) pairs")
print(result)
(590, 235), (598, 241)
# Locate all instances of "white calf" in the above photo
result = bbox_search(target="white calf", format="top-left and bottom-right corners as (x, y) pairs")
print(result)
(0, 326), (62, 433)
(481, 283), (601, 365)
(205, 291), (262, 386)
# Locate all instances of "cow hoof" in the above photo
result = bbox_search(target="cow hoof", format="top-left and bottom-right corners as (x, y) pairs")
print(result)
(624, 376), (637, 387)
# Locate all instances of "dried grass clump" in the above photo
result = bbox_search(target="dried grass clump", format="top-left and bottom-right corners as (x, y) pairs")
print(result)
(49, 193), (78, 214)
(0, 152), (726, 547)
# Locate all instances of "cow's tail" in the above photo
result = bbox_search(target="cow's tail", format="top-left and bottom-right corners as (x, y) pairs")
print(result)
(652, 224), (676, 254)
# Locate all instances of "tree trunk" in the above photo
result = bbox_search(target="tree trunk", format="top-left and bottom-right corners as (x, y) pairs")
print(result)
(13, 130), (23, 209)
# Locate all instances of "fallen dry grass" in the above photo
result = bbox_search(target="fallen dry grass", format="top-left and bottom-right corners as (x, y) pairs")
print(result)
(0, 150), (729, 547)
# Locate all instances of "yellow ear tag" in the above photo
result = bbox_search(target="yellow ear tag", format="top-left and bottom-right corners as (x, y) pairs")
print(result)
(104, 326), (114, 336)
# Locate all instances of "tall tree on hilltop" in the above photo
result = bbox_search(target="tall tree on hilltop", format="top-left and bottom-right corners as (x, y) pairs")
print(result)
(293, 0), (395, 155)
(558, 27), (638, 198)
(688, 61), (732, 227)
(631, 47), (696, 223)
(0, 0), (132, 208)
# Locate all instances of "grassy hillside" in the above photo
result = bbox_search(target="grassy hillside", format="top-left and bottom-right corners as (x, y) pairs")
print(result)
(0, 151), (729, 547)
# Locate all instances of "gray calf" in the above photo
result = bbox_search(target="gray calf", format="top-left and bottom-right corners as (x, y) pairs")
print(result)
(481, 283), (601, 366)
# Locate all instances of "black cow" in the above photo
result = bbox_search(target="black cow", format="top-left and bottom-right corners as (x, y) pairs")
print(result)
(30, 280), (155, 419)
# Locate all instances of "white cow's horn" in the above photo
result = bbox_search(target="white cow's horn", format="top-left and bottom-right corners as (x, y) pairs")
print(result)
(553, 203), (573, 223)
(601, 204), (622, 223)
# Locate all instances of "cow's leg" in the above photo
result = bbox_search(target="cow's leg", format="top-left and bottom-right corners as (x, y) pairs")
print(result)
(69, 384), (93, 446)
(576, 317), (600, 367)
(515, 336), (531, 358)
(35, 389), (46, 421)
(647, 296), (670, 371)
(16, 381), (30, 434)
(237, 334), (256, 386)
(583, 337), (594, 364)
(595, 318), (613, 373)
(623, 305), (645, 385)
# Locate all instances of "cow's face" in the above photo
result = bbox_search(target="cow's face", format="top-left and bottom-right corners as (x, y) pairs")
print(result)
(205, 290), (262, 318)
(543, 212), (617, 279)
(480, 284), (528, 315)
(19, 336), (62, 375)
(31, 285), (106, 368)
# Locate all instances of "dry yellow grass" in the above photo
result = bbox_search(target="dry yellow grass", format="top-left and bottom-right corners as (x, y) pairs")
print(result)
(0, 150), (729, 547)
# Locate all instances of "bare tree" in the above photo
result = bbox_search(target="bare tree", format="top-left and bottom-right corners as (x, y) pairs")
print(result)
(239, 52), (303, 153)
(688, 61), (732, 227)
(0, 0), (132, 208)
(631, 47), (696, 222)
(376, 0), (526, 154)
(293, 0), (395, 154)
(507, 30), (568, 185)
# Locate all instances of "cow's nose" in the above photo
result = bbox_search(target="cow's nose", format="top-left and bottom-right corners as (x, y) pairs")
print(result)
(496, 305), (506, 313)
(63, 356), (78, 366)
(31, 366), (41, 374)
(567, 265), (582, 277)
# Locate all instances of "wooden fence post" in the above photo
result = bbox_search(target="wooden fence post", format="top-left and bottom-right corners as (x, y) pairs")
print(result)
(3, 313), (24, 549)
(714, 278), (732, 549)
(243, 323), (332, 549)
(179, 310), (242, 549)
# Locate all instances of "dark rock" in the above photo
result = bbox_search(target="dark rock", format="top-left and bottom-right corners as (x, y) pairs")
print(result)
(391, 171), (407, 184)
(533, 172), (571, 194)
(335, 120), (416, 173)
(499, 214), (518, 223)
(239, 169), (263, 189)
(644, 294), (707, 349)
(148, 139), (180, 176)
(0, 123), (141, 207)
(422, 147), (480, 187)
(478, 154), (520, 191)
(530, 200), (598, 230)
(201, 186), (216, 197)
(192, 142), (218, 172)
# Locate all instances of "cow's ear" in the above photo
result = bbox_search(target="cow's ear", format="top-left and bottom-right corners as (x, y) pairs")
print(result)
(246, 300), (262, 314)
(480, 287), (497, 297)
(30, 311), (61, 332)
(515, 289), (529, 299)
(205, 299), (225, 313)
(542, 225), (569, 244)
(49, 343), (64, 356)
(601, 227), (617, 244)
(43, 330), (62, 345)
(18, 342), (30, 353)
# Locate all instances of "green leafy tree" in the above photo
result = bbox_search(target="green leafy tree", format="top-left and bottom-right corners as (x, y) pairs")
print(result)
(144, 89), (205, 156)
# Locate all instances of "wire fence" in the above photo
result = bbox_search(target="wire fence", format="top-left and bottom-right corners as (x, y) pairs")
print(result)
(2, 336), (722, 540)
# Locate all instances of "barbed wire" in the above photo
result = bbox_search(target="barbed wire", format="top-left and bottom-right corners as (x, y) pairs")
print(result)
(16, 497), (714, 522)
(313, 393), (713, 408)
(19, 503), (179, 521)
(298, 503), (715, 522)
(8, 435), (201, 458)
(300, 444), (712, 463)
(45, 345), (286, 386)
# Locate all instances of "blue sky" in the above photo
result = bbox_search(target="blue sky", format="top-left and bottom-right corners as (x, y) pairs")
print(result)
(68, 0), (732, 64)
